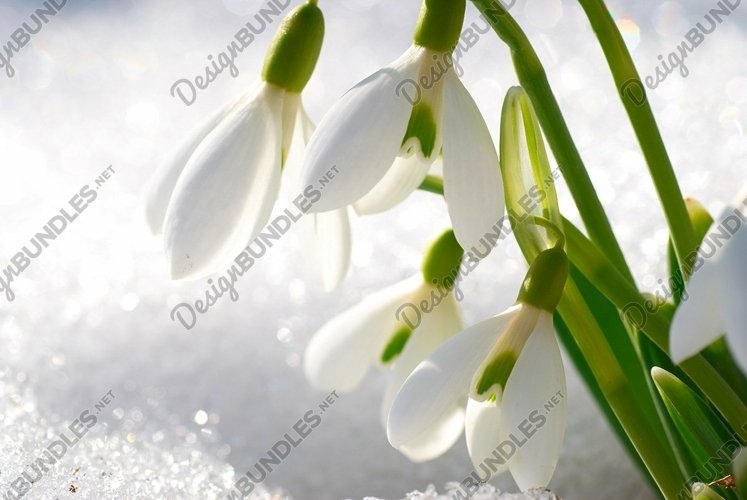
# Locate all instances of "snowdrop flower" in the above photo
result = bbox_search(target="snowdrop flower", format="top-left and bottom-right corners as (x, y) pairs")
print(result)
(301, 0), (503, 252)
(671, 183), (747, 371)
(144, 1), (349, 287)
(304, 230), (465, 433)
(281, 103), (352, 292)
(388, 246), (569, 489)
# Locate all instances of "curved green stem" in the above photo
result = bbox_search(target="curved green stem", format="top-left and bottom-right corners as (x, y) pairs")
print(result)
(527, 216), (565, 248)
(469, 0), (634, 285)
(418, 174), (444, 196)
(563, 218), (747, 440)
(575, 0), (697, 278)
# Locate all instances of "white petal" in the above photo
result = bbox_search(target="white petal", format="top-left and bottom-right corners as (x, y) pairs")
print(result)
(278, 104), (353, 291)
(502, 312), (566, 490)
(144, 93), (243, 235)
(670, 245), (724, 364)
(163, 83), (284, 280)
(387, 305), (521, 460)
(721, 210), (747, 372)
(299, 103), (316, 143)
(380, 290), (464, 427)
(280, 92), (301, 163)
(301, 46), (424, 212)
(280, 100), (315, 201)
(441, 72), (504, 253)
(465, 398), (510, 478)
(353, 152), (432, 215)
(305, 208), (353, 292)
(303, 275), (421, 392)
(398, 405), (465, 462)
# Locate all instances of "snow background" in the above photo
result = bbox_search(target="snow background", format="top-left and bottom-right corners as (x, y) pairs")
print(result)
(0, 0), (745, 498)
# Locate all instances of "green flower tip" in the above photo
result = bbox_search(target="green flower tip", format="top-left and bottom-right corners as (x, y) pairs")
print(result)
(413, 0), (466, 52)
(421, 229), (464, 289)
(262, 1), (324, 92)
(685, 197), (715, 240)
(516, 246), (568, 312)
(650, 366), (672, 385)
(651, 367), (699, 406)
(474, 350), (517, 398)
(381, 325), (412, 364)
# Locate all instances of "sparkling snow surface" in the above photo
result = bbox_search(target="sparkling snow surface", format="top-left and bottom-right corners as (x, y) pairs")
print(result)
(0, 0), (745, 498)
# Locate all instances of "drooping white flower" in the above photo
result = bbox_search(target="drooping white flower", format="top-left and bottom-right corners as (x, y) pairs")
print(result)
(670, 183), (747, 371)
(300, 7), (503, 253)
(144, 83), (283, 280)
(142, 1), (350, 287)
(387, 246), (569, 489)
(279, 98), (352, 292)
(304, 230), (465, 440)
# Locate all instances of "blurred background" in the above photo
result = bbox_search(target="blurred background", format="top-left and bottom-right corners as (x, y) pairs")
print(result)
(0, 0), (745, 498)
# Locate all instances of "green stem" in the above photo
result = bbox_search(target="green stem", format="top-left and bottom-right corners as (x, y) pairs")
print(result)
(563, 218), (747, 440)
(470, 0), (634, 284)
(558, 280), (684, 499)
(528, 216), (565, 248)
(575, 0), (697, 275)
(418, 174), (444, 196)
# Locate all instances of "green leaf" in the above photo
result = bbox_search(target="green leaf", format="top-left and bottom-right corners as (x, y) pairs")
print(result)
(557, 274), (684, 497)
(652, 367), (736, 484)
(554, 313), (653, 488)
(554, 265), (662, 491)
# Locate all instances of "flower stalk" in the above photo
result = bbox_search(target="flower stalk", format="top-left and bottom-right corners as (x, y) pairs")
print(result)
(575, 0), (697, 277)
(469, 0), (634, 283)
